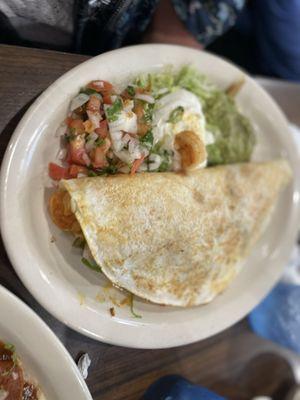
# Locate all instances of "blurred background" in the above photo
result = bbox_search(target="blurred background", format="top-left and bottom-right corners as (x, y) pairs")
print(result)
(0, 0), (299, 81)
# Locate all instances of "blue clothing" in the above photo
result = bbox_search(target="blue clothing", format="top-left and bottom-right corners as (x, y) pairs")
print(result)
(1, 0), (300, 79)
(252, 0), (300, 81)
(74, 0), (245, 53)
(142, 375), (226, 400)
(172, 0), (245, 46)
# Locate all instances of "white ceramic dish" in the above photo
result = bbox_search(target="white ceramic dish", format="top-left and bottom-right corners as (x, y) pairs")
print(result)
(0, 285), (92, 399)
(1, 44), (300, 349)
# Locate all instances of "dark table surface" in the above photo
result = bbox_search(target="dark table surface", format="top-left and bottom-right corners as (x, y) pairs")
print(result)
(0, 44), (299, 400)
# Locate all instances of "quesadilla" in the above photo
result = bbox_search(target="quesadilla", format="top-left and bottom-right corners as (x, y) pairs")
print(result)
(49, 159), (291, 307)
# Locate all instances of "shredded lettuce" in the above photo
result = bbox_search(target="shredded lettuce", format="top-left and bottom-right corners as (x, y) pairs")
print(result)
(135, 65), (255, 166)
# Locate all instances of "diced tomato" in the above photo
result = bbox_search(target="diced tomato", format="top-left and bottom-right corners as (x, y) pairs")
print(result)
(102, 94), (112, 105)
(88, 80), (114, 94)
(69, 136), (90, 166)
(86, 95), (101, 112)
(68, 164), (88, 178)
(95, 120), (108, 138)
(49, 163), (69, 180)
(131, 155), (145, 176)
(66, 118), (85, 134)
(65, 117), (73, 126)
(92, 138), (111, 168)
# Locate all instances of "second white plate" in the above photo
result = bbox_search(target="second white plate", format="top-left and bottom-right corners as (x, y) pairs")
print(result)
(0, 285), (92, 399)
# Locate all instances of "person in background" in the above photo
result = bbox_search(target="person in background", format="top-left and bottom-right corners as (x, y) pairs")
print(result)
(0, 1), (245, 54)
(210, 0), (300, 81)
(0, 0), (299, 81)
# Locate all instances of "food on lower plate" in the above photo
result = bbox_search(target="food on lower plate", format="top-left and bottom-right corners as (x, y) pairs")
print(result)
(0, 341), (45, 400)
(50, 160), (291, 306)
(48, 65), (255, 179)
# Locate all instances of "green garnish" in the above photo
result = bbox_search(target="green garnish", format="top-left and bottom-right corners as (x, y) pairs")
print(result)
(135, 74), (151, 89)
(72, 237), (85, 249)
(81, 257), (102, 273)
(1, 343), (17, 377)
(65, 132), (76, 142)
(158, 160), (170, 172)
(80, 88), (99, 96)
(143, 102), (155, 124)
(140, 130), (153, 149)
(106, 98), (122, 122)
(88, 171), (98, 177)
(129, 293), (142, 318)
(4, 343), (15, 352)
(87, 164), (118, 177)
(95, 137), (105, 147)
(126, 85), (135, 96)
(168, 106), (184, 124)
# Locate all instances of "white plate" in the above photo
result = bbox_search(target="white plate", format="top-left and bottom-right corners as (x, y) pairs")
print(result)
(1, 44), (300, 349)
(0, 285), (92, 399)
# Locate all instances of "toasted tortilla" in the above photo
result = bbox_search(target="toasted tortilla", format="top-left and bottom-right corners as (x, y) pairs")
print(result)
(63, 160), (292, 306)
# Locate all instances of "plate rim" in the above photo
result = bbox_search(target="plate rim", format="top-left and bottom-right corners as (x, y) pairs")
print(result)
(1, 44), (300, 349)
(0, 284), (93, 399)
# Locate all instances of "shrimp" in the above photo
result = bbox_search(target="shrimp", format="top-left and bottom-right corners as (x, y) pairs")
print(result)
(49, 190), (82, 234)
(174, 130), (207, 171)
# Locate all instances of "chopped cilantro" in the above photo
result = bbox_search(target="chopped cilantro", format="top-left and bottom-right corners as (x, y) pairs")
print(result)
(87, 170), (97, 177)
(72, 237), (85, 249)
(126, 85), (135, 96)
(80, 88), (99, 96)
(4, 343), (15, 353)
(168, 106), (184, 124)
(129, 293), (142, 318)
(88, 164), (118, 176)
(65, 131), (76, 142)
(158, 160), (170, 172)
(81, 257), (102, 273)
(143, 103), (154, 124)
(106, 98), (122, 122)
(140, 130), (153, 149)
(95, 137), (105, 147)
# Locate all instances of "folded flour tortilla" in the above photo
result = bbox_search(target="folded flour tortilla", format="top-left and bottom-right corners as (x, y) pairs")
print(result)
(62, 160), (292, 306)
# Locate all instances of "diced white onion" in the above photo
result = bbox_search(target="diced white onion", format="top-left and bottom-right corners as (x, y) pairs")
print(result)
(118, 165), (131, 173)
(87, 110), (101, 128)
(156, 88), (169, 96)
(122, 133), (131, 146)
(87, 132), (98, 142)
(56, 148), (67, 160)
(128, 138), (144, 159)
(138, 162), (148, 172)
(148, 153), (162, 171)
(77, 173), (87, 178)
(70, 93), (90, 111)
(55, 124), (67, 138)
(82, 153), (91, 165)
(135, 93), (155, 104)
(123, 99), (134, 112)
(114, 150), (133, 164)
(110, 130), (123, 152)
(85, 141), (95, 152)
